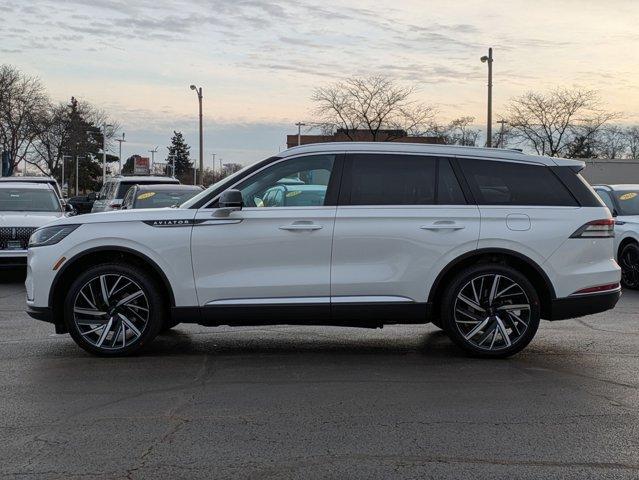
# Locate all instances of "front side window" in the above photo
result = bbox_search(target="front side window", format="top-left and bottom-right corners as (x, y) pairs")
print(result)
(235, 155), (335, 208)
(458, 159), (578, 206)
(0, 188), (61, 212)
(343, 154), (465, 206)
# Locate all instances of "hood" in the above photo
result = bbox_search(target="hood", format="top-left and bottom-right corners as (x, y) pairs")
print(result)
(0, 211), (64, 228)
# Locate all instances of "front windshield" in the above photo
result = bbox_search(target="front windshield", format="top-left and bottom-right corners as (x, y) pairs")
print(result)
(614, 190), (639, 216)
(0, 188), (61, 212)
(135, 189), (201, 208)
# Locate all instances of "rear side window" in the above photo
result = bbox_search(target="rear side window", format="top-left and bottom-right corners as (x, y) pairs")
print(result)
(343, 154), (466, 206)
(458, 159), (578, 206)
(595, 189), (616, 212)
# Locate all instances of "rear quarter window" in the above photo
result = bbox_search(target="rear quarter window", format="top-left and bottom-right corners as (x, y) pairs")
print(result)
(458, 159), (578, 206)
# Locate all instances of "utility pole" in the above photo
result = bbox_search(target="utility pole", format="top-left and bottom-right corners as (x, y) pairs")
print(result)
(149, 146), (159, 169)
(167, 154), (176, 178)
(295, 122), (306, 146)
(75, 155), (83, 196)
(211, 153), (216, 177)
(190, 85), (204, 185)
(101, 124), (112, 183)
(496, 120), (508, 148)
(481, 48), (494, 147)
(115, 133), (126, 172)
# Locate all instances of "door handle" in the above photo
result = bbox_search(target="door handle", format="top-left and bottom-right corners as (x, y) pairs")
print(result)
(279, 223), (323, 231)
(420, 222), (465, 231)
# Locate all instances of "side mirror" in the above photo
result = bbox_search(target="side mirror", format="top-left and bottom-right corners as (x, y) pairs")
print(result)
(65, 203), (77, 216)
(88, 192), (97, 202)
(219, 189), (243, 208)
(214, 189), (243, 217)
(612, 208), (619, 217)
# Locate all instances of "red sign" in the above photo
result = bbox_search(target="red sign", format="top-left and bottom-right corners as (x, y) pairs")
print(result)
(134, 156), (150, 175)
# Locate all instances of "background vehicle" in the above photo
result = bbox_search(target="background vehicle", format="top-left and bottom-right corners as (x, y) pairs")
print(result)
(594, 184), (639, 289)
(0, 176), (64, 204)
(1, 182), (68, 267)
(67, 192), (97, 214)
(121, 184), (202, 209)
(91, 175), (180, 213)
(26, 143), (620, 358)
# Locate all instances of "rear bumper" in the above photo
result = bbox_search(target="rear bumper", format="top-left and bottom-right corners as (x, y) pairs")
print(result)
(548, 289), (621, 320)
(26, 305), (53, 323)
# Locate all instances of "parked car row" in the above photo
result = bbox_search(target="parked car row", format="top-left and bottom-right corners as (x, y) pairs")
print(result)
(17, 142), (636, 359)
(0, 175), (200, 267)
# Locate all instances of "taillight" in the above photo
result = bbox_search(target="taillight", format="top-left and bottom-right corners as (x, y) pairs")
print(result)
(570, 219), (614, 238)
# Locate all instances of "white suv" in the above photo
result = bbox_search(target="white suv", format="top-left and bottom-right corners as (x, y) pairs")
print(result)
(26, 143), (621, 358)
(1, 182), (68, 268)
(593, 184), (639, 289)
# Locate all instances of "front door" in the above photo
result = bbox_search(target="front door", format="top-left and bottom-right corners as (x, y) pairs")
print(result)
(191, 154), (341, 321)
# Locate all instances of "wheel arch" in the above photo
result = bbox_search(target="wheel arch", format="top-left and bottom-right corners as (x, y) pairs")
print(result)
(618, 235), (638, 258)
(49, 246), (176, 330)
(427, 248), (556, 320)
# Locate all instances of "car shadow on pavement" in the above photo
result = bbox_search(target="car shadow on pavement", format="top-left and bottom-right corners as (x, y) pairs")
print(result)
(0, 267), (26, 284)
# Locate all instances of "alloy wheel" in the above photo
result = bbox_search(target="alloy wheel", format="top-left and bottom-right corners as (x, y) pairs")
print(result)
(620, 245), (639, 289)
(453, 273), (531, 351)
(73, 274), (150, 350)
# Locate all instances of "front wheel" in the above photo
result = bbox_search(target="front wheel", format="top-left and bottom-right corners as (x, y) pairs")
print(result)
(619, 243), (639, 290)
(441, 264), (541, 358)
(64, 263), (165, 356)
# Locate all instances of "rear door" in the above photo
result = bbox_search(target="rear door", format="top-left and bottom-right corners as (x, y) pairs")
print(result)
(330, 153), (480, 310)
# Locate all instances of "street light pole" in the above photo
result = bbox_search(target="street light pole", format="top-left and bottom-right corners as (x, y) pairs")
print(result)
(496, 120), (508, 148)
(148, 146), (159, 170)
(75, 155), (82, 196)
(481, 48), (494, 147)
(101, 124), (112, 183)
(190, 85), (204, 186)
(115, 133), (126, 173)
(295, 122), (306, 146)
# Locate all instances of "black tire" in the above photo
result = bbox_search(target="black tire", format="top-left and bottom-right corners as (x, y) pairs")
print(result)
(64, 263), (165, 356)
(619, 242), (639, 290)
(440, 264), (541, 358)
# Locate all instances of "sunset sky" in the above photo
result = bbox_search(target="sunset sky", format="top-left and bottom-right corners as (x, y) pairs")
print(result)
(2, 0), (638, 166)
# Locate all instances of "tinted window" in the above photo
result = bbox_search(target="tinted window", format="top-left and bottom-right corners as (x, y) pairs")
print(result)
(235, 155), (335, 208)
(612, 189), (639, 216)
(344, 154), (465, 206)
(438, 158), (466, 205)
(459, 159), (578, 206)
(595, 189), (616, 212)
(0, 188), (61, 212)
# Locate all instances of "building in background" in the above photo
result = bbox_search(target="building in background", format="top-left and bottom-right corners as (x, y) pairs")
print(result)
(286, 129), (444, 149)
(581, 159), (639, 185)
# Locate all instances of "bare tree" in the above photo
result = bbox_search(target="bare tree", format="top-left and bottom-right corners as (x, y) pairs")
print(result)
(505, 88), (620, 158)
(596, 125), (628, 159)
(311, 76), (436, 141)
(442, 116), (481, 146)
(0, 65), (49, 174)
(625, 126), (639, 159)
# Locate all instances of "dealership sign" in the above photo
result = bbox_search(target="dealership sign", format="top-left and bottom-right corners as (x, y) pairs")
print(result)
(134, 156), (150, 175)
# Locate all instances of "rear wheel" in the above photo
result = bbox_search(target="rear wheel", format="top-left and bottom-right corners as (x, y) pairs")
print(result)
(441, 264), (541, 358)
(64, 263), (165, 356)
(619, 242), (639, 290)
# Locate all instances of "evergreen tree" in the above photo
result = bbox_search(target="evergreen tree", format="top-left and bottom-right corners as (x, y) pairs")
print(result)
(165, 131), (192, 180)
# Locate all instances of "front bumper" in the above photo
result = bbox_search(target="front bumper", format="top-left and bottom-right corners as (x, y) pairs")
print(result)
(548, 289), (621, 320)
(0, 250), (27, 267)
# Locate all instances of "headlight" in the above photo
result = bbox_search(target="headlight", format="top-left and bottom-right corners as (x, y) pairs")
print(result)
(29, 225), (80, 248)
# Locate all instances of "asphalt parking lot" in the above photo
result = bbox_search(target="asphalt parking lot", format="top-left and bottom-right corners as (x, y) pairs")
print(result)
(0, 269), (637, 480)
